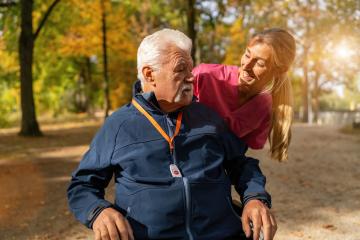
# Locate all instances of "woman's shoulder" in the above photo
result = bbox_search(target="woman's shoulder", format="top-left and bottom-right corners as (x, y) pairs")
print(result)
(226, 93), (272, 149)
(240, 92), (272, 116)
(251, 92), (272, 108)
(193, 63), (238, 80)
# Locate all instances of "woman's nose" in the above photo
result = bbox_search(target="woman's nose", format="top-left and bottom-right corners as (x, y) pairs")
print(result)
(243, 59), (254, 70)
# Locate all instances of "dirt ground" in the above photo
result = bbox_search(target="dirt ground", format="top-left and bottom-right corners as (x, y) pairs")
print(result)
(0, 120), (359, 240)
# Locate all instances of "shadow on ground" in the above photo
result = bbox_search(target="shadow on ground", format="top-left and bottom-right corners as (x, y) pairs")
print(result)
(0, 123), (115, 239)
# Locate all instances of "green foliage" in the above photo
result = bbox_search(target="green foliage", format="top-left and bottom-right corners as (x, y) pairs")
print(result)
(223, 17), (247, 65)
(0, 0), (359, 128)
(320, 79), (360, 111)
(289, 73), (303, 112)
(0, 82), (18, 127)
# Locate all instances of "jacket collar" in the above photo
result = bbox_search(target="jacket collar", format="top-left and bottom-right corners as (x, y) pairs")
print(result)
(133, 80), (163, 114)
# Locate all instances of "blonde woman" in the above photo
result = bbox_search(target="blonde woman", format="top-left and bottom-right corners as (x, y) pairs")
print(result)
(193, 28), (296, 161)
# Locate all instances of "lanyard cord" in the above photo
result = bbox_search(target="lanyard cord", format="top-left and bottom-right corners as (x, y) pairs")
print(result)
(132, 99), (183, 152)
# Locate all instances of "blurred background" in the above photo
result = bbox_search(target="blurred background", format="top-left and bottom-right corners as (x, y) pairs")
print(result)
(0, 0), (359, 239)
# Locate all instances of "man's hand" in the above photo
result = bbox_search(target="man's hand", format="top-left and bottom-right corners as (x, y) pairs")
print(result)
(241, 199), (277, 240)
(92, 207), (134, 240)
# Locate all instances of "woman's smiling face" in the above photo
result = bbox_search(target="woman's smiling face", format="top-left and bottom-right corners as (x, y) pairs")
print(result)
(238, 43), (276, 96)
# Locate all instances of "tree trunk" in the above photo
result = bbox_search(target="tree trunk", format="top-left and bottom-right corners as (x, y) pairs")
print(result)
(313, 69), (320, 123)
(187, 0), (197, 64)
(85, 57), (93, 114)
(19, 0), (42, 136)
(18, 0), (60, 136)
(101, 0), (110, 118)
(301, 46), (309, 123)
(302, 65), (309, 123)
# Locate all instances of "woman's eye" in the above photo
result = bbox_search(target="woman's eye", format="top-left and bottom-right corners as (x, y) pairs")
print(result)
(257, 62), (265, 67)
(245, 54), (250, 58)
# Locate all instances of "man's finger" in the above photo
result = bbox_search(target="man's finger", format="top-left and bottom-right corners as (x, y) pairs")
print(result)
(260, 210), (272, 240)
(114, 217), (129, 240)
(125, 219), (135, 240)
(94, 228), (101, 240)
(242, 215), (252, 238)
(252, 214), (262, 240)
(269, 213), (278, 239)
(100, 223), (111, 240)
(105, 219), (120, 240)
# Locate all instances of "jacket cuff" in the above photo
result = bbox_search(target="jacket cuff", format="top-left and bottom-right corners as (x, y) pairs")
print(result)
(243, 192), (272, 208)
(87, 200), (113, 229)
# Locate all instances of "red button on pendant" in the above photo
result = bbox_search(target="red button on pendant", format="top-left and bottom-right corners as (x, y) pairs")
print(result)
(169, 164), (182, 177)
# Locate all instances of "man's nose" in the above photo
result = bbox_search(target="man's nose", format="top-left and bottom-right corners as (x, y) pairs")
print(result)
(186, 70), (194, 82)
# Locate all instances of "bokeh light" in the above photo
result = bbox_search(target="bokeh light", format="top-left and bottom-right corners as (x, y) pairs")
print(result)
(334, 41), (354, 59)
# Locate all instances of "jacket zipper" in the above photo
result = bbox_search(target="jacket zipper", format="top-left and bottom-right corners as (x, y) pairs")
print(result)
(166, 116), (193, 240)
(134, 98), (193, 238)
(182, 177), (193, 240)
(125, 206), (131, 219)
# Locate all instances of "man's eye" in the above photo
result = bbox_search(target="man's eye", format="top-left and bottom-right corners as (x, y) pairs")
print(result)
(175, 66), (185, 72)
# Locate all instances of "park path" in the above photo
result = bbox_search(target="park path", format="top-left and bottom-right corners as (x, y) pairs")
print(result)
(0, 122), (359, 240)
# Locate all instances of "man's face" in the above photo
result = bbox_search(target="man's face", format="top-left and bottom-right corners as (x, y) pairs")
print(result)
(152, 45), (194, 111)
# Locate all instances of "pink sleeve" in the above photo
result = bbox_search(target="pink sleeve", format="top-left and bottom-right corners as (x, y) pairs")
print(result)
(192, 65), (202, 98)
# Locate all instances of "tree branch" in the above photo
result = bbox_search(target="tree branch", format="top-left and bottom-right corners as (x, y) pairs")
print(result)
(0, 1), (17, 7)
(33, 0), (61, 41)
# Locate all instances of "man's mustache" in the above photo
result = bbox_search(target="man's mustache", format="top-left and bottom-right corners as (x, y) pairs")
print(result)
(179, 83), (193, 92)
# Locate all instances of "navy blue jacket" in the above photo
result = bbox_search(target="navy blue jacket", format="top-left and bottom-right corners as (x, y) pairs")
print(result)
(67, 81), (271, 240)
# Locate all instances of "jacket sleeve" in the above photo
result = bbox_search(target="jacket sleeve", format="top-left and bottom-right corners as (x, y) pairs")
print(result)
(67, 117), (120, 228)
(222, 129), (272, 207)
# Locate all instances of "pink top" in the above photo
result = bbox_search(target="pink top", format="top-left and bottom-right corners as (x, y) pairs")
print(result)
(192, 63), (272, 149)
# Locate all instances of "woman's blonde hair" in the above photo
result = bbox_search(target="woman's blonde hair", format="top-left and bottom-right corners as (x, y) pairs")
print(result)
(249, 28), (296, 162)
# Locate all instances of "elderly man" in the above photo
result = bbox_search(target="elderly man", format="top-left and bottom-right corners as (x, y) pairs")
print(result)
(67, 29), (276, 240)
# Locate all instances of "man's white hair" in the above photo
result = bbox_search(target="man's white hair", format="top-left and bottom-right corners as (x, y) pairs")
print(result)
(137, 28), (192, 85)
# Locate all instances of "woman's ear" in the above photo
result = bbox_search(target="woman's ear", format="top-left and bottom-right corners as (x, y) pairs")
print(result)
(142, 66), (156, 87)
(275, 65), (288, 75)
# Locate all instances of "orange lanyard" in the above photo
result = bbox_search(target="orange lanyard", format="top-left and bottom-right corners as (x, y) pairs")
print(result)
(132, 99), (183, 153)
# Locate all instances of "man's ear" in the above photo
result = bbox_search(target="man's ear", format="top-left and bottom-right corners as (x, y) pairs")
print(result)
(142, 66), (156, 87)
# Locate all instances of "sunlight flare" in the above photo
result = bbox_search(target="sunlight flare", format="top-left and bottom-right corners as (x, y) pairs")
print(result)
(335, 42), (354, 59)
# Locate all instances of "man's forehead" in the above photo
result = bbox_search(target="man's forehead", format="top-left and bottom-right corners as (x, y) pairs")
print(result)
(164, 44), (192, 63)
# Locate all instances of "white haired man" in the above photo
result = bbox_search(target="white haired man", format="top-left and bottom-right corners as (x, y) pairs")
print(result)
(67, 28), (276, 240)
